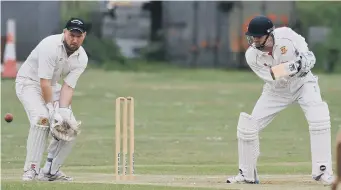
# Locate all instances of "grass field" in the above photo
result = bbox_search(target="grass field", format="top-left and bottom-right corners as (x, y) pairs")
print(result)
(1, 68), (341, 190)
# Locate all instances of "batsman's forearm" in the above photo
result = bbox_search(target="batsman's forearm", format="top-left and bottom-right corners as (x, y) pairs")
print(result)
(40, 79), (53, 104)
(59, 83), (74, 108)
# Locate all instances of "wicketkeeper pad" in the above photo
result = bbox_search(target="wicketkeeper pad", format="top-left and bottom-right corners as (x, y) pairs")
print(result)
(42, 138), (76, 175)
(24, 117), (50, 172)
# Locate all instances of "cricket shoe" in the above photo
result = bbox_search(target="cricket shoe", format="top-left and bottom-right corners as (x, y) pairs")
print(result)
(312, 165), (335, 185)
(37, 170), (73, 181)
(313, 173), (335, 185)
(226, 169), (259, 184)
(22, 169), (37, 181)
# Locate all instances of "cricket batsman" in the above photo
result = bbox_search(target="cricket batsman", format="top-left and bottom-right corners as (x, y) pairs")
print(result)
(226, 15), (334, 185)
(15, 18), (88, 181)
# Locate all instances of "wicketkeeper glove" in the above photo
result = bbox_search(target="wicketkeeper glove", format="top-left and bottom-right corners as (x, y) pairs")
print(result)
(49, 103), (81, 141)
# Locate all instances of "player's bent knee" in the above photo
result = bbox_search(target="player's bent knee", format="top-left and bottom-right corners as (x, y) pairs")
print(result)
(306, 102), (331, 131)
(237, 112), (258, 141)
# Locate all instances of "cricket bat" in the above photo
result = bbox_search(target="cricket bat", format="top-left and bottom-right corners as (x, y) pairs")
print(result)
(270, 61), (299, 80)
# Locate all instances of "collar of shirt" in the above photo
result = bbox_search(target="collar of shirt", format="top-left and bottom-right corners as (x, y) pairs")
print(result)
(255, 48), (272, 57)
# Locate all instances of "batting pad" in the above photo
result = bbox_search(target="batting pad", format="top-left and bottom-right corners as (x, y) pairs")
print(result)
(48, 139), (76, 175)
(24, 122), (49, 172)
(306, 102), (333, 176)
(237, 112), (260, 181)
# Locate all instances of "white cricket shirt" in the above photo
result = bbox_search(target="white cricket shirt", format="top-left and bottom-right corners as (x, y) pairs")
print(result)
(16, 33), (88, 89)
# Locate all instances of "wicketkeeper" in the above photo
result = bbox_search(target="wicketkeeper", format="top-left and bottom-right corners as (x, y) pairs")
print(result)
(15, 17), (88, 181)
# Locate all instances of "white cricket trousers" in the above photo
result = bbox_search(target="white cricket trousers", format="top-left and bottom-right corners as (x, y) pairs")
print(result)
(251, 74), (333, 176)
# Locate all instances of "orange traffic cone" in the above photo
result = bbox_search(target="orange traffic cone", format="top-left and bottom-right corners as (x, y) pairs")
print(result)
(2, 19), (17, 79)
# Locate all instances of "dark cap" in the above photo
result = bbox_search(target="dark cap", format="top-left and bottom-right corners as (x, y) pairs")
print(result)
(65, 18), (87, 33)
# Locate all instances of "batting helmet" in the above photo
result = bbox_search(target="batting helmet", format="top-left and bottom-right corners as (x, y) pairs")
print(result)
(245, 15), (274, 37)
(245, 15), (275, 50)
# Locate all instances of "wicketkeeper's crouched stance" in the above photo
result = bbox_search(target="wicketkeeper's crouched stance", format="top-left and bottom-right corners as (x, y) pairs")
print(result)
(226, 16), (334, 185)
(15, 18), (88, 181)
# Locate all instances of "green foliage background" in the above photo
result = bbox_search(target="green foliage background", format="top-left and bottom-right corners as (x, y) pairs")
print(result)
(60, 1), (128, 70)
(297, 2), (341, 72)
(59, 1), (341, 72)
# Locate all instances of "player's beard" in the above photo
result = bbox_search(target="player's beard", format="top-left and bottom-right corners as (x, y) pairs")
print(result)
(63, 41), (79, 55)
